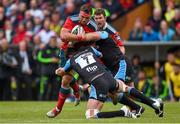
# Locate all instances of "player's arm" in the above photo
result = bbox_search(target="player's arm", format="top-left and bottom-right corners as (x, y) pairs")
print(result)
(119, 46), (125, 55)
(55, 59), (71, 76)
(84, 31), (108, 41)
(60, 28), (81, 42)
(113, 33), (125, 54)
(60, 17), (82, 42)
(60, 17), (108, 42)
(107, 24), (126, 54)
(61, 28), (108, 42)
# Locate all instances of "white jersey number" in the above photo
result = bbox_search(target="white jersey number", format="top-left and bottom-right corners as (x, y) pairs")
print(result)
(75, 52), (96, 69)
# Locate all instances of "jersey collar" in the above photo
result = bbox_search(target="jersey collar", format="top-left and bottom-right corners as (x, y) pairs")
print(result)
(103, 22), (108, 30)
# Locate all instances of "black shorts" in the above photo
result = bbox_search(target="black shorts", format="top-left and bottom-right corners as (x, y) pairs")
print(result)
(89, 72), (117, 102)
(111, 56), (133, 84)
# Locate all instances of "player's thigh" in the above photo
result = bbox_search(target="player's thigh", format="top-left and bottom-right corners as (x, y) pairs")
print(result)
(61, 74), (73, 86)
(89, 79), (109, 103)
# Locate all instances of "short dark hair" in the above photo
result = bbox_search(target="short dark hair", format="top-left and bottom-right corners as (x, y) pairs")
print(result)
(80, 4), (91, 14)
(94, 8), (106, 17)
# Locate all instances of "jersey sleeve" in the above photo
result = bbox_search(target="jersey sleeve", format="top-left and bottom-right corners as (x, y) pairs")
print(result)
(63, 17), (76, 30)
(111, 32), (124, 46)
(106, 24), (124, 46)
(91, 47), (102, 58)
(63, 59), (72, 72)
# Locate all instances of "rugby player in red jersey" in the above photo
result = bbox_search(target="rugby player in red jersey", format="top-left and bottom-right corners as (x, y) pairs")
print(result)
(46, 4), (108, 118)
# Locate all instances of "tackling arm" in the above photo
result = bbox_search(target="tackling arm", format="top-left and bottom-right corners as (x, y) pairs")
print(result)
(119, 46), (125, 55)
(60, 28), (108, 42)
(55, 59), (71, 76)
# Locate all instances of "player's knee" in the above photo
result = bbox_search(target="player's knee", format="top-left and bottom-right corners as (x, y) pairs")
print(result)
(122, 84), (129, 92)
(85, 109), (99, 119)
(116, 79), (129, 92)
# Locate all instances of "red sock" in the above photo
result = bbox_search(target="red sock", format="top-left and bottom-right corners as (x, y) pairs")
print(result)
(56, 92), (69, 110)
(71, 82), (80, 99)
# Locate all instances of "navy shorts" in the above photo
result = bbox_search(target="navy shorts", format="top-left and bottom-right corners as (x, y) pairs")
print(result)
(89, 72), (117, 102)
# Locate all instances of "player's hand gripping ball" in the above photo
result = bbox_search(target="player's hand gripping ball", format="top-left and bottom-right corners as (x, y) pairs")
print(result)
(71, 25), (85, 35)
(69, 25), (85, 46)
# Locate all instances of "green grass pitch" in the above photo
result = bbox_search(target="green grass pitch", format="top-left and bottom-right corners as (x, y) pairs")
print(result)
(0, 101), (180, 123)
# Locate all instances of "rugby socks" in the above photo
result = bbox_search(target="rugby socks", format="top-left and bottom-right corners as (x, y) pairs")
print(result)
(97, 110), (125, 118)
(118, 93), (141, 110)
(70, 80), (80, 99)
(56, 87), (71, 110)
(128, 87), (156, 109)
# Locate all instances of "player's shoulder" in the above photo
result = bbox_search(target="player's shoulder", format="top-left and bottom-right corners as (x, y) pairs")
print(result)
(87, 18), (98, 31)
(104, 23), (117, 34)
(68, 14), (80, 22)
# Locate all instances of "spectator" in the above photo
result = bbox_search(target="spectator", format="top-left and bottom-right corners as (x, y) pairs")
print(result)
(4, 19), (14, 43)
(56, 0), (66, 17)
(37, 36), (60, 100)
(2, 0), (12, 17)
(25, 20), (34, 38)
(31, 36), (42, 100)
(0, 39), (18, 100)
(131, 54), (142, 86)
(142, 22), (159, 41)
(158, 20), (175, 42)
(32, 10), (44, 34)
(24, 10), (32, 22)
(18, 2), (27, 19)
(136, 70), (148, 92)
(29, 0), (39, 15)
(159, 49), (177, 100)
(160, 50), (176, 85)
(170, 63), (180, 101)
(119, 0), (135, 10)
(16, 41), (34, 100)
(170, 9), (180, 30)
(91, 0), (110, 18)
(173, 22), (180, 41)
(148, 8), (163, 33)
(8, 4), (21, 29)
(37, 19), (56, 45)
(164, 0), (175, 23)
(41, 2), (53, 18)
(60, 0), (77, 21)
(12, 21), (27, 45)
(103, 0), (122, 20)
(50, 11), (62, 35)
(129, 17), (143, 41)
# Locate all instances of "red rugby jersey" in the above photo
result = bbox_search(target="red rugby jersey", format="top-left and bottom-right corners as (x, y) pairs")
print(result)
(61, 14), (98, 50)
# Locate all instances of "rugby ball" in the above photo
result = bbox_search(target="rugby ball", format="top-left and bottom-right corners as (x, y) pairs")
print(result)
(69, 25), (85, 46)
(71, 25), (85, 35)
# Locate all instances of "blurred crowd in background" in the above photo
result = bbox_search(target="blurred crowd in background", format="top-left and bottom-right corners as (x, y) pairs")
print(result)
(0, 0), (179, 102)
(129, 0), (179, 41)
